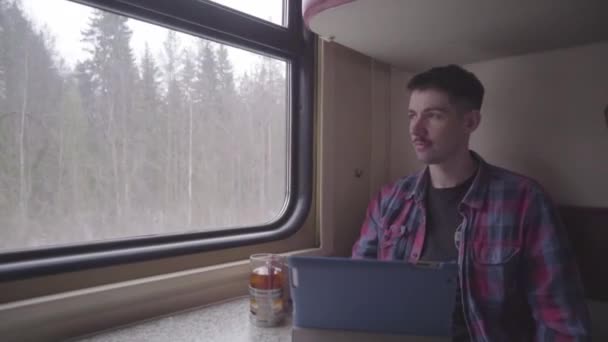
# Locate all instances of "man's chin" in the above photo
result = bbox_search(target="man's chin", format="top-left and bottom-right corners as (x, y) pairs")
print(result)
(415, 152), (441, 165)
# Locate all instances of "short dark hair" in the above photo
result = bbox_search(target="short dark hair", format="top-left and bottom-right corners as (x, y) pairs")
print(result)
(407, 64), (484, 111)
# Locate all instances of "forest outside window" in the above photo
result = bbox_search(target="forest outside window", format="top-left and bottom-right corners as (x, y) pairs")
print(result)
(0, 0), (313, 279)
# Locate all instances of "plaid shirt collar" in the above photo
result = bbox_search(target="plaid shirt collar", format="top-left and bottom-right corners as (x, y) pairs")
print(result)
(405, 150), (489, 209)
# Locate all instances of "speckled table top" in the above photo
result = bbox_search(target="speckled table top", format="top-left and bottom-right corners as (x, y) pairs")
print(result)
(70, 297), (608, 341)
(75, 297), (292, 342)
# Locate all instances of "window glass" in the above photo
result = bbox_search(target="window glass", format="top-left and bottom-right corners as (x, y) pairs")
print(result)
(0, 0), (289, 251)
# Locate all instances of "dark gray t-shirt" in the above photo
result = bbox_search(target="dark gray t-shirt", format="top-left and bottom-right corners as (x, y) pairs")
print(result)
(421, 174), (475, 341)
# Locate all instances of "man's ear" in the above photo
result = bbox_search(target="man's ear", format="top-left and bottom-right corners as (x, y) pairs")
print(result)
(464, 110), (481, 133)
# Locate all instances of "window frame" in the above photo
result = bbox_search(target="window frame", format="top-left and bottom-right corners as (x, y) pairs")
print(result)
(0, 0), (314, 281)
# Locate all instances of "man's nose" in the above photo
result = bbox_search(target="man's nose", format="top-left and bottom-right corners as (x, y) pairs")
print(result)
(410, 116), (426, 137)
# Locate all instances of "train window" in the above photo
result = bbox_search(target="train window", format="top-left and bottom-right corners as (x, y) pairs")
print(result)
(0, 0), (313, 280)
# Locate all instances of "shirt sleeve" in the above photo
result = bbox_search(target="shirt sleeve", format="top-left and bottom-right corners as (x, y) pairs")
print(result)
(351, 190), (383, 259)
(522, 185), (592, 341)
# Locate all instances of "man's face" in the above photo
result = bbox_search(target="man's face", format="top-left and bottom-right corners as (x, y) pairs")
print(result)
(408, 88), (476, 165)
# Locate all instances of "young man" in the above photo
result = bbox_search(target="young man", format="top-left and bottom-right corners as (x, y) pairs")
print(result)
(352, 65), (591, 341)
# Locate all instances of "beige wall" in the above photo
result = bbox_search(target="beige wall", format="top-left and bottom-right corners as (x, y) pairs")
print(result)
(389, 68), (418, 180)
(390, 42), (608, 207)
(318, 41), (391, 256)
(467, 42), (608, 206)
(369, 60), (391, 199)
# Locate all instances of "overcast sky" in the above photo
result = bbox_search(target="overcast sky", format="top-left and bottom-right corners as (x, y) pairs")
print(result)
(20, 0), (284, 76)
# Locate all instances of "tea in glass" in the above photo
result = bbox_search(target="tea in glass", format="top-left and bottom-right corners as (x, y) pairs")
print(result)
(249, 253), (286, 326)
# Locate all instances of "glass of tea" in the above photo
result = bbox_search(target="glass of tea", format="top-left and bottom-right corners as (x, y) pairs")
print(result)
(249, 253), (286, 327)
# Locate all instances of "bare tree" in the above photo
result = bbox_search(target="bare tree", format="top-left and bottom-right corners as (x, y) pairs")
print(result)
(18, 44), (29, 228)
(161, 31), (183, 226)
(181, 48), (196, 227)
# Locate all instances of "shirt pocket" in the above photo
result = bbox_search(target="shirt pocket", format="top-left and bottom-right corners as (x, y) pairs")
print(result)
(379, 224), (409, 260)
(472, 243), (520, 265)
(471, 242), (522, 303)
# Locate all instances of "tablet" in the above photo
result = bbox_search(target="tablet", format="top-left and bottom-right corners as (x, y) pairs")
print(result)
(288, 256), (458, 336)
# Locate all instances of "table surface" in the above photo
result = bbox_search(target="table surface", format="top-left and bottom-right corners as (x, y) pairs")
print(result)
(73, 296), (292, 342)
(70, 296), (608, 341)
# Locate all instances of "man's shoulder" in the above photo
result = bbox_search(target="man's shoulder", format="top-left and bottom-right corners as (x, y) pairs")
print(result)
(484, 163), (550, 199)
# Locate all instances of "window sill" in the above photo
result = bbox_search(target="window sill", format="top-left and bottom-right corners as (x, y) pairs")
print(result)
(0, 247), (329, 341)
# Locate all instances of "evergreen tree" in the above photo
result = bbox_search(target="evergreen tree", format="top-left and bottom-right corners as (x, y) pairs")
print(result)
(81, 9), (139, 226)
(216, 45), (235, 101)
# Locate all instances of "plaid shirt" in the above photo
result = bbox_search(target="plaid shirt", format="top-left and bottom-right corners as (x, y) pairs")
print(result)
(352, 152), (591, 341)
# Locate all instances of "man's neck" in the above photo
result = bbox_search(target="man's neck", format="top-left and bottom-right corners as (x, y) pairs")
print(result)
(428, 150), (477, 189)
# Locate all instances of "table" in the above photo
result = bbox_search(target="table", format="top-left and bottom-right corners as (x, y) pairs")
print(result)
(74, 297), (292, 342)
